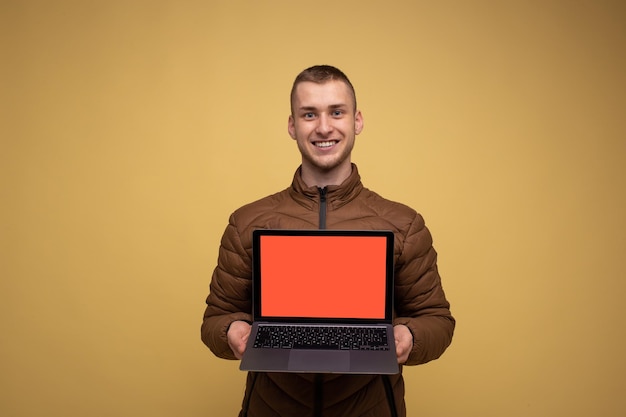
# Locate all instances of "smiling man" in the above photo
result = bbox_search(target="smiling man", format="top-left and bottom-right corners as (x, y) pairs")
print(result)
(288, 75), (363, 186)
(201, 65), (455, 417)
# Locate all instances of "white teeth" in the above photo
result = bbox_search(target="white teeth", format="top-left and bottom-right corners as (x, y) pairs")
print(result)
(315, 141), (337, 148)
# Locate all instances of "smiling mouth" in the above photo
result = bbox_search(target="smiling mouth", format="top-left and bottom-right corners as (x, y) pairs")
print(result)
(314, 140), (338, 148)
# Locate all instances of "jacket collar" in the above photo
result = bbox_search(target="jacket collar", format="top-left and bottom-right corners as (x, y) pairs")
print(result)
(289, 163), (364, 210)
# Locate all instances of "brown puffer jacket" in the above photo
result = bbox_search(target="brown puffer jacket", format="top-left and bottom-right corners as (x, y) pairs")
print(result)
(201, 165), (455, 417)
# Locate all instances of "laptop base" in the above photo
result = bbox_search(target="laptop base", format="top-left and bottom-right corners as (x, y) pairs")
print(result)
(240, 347), (399, 374)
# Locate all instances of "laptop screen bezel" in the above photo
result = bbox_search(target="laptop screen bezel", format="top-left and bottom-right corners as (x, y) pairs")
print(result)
(251, 229), (395, 324)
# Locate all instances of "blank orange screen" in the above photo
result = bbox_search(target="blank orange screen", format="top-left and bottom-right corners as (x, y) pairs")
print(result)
(259, 235), (387, 319)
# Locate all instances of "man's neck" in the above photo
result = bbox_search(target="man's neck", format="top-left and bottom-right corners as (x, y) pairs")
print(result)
(300, 163), (353, 188)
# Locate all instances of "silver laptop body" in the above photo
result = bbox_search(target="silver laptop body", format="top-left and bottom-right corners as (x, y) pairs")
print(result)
(240, 229), (399, 374)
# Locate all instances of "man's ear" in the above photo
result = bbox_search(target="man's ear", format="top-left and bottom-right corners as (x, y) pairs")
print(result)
(354, 111), (364, 135)
(287, 115), (297, 139)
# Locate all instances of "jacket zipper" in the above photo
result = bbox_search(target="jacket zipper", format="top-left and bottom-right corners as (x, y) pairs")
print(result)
(318, 187), (327, 230)
(314, 187), (327, 416)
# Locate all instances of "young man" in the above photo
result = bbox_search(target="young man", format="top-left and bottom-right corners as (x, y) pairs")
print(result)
(201, 65), (455, 417)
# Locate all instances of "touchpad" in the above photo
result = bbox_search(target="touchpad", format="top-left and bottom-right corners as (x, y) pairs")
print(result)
(288, 350), (350, 373)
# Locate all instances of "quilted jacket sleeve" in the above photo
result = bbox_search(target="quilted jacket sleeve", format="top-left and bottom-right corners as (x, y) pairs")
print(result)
(201, 214), (253, 360)
(392, 212), (455, 366)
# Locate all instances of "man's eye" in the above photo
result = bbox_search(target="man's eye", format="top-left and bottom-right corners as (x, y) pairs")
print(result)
(304, 113), (315, 119)
(332, 110), (344, 117)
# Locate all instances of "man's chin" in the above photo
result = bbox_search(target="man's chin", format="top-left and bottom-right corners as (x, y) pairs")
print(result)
(309, 158), (341, 172)
(306, 155), (351, 172)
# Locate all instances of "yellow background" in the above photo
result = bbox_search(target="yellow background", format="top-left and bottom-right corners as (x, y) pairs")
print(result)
(2, 1), (625, 416)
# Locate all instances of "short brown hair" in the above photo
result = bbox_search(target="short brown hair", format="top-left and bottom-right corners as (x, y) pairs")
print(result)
(290, 65), (357, 115)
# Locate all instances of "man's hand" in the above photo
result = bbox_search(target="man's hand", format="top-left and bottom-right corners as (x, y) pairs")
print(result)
(393, 324), (413, 364)
(227, 320), (252, 359)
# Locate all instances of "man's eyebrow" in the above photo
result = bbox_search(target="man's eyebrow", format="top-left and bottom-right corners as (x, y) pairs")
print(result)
(297, 104), (348, 112)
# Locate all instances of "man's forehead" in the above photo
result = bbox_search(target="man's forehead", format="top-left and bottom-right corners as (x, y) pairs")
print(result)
(293, 80), (353, 107)
(295, 80), (350, 94)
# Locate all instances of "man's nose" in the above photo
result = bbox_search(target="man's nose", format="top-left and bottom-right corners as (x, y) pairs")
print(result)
(315, 114), (333, 135)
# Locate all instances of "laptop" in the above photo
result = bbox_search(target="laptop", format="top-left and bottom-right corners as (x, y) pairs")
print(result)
(240, 229), (399, 374)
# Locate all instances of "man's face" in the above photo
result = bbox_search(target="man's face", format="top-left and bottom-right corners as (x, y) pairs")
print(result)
(288, 80), (363, 177)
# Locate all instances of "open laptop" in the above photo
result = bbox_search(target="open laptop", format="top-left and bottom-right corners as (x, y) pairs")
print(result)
(240, 229), (399, 374)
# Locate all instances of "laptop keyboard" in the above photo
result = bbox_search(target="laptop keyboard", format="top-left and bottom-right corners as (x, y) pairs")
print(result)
(253, 325), (390, 351)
